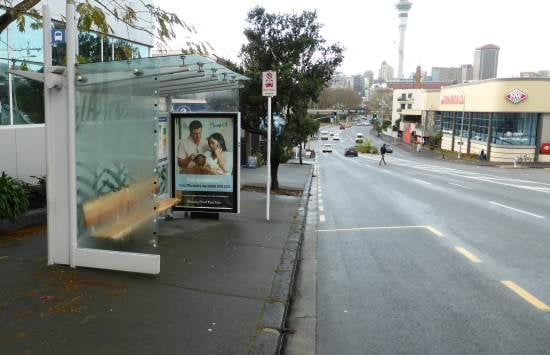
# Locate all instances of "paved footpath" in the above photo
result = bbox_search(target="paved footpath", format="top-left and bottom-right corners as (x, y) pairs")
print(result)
(0, 163), (312, 355)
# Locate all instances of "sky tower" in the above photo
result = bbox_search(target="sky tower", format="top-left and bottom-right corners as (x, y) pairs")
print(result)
(396, 0), (412, 79)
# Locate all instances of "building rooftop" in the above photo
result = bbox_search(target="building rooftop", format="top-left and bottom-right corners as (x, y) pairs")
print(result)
(477, 44), (500, 50)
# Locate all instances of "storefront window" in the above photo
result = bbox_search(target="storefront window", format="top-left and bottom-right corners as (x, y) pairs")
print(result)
(441, 111), (453, 134)
(0, 27), (9, 125)
(470, 112), (489, 142)
(114, 39), (134, 60)
(79, 32), (102, 63)
(492, 113), (538, 146)
(454, 112), (469, 138)
(11, 60), (44, 124)
(434, 111), (442, 131)
(9, 15), (43, 64)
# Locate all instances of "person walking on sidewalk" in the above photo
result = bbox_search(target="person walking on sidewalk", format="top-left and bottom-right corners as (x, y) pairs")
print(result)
(379, 144), (387, 166)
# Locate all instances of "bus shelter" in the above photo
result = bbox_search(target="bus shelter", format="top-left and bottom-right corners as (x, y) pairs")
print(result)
(10, 5), (246, 274)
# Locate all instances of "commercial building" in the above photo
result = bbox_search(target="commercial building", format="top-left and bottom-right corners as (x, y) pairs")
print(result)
(1, 1), (154, 181)
(391, 78), (550, 162)
(473, 44), (500, 80)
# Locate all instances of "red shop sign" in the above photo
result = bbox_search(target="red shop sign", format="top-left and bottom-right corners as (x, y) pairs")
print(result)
(541, 143), (550, 154)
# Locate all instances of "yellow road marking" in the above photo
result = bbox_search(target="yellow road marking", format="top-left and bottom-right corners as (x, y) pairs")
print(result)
(455, 247), (482, 263)
(501, 281), (550, 311)
(424, 226), (444, 237)
(320, 215), (326, 222)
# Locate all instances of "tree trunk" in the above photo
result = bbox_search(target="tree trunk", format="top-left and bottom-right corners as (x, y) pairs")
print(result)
(271, 160), (279, 191)
(299, 143), (303, 165)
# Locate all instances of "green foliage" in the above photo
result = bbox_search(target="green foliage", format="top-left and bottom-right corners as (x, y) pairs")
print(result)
(255, 152), (265, 167)
(0, 172), (29, 220)
(0, 0), (184, 44)
(239, 7), (344, 186)
(355, 139), (379, 154)
(430, 132), (443, 149)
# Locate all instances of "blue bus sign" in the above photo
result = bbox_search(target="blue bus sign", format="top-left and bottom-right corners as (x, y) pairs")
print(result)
(51, 30), (65, 44)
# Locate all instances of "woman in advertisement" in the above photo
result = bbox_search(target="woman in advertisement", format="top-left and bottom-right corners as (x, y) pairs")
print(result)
(206, 133), (233, 175)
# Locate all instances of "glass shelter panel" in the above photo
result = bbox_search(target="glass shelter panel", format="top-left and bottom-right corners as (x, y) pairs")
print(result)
(75, 58), (160, 255)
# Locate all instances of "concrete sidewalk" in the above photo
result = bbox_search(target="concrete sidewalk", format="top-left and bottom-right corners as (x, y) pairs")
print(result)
(0, 163), (313, 355)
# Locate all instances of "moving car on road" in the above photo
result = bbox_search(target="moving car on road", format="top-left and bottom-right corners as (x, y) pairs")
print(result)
(385, 145), (393, 153)
(322, 144), (333, 153)
(321, 131), (329, 140)
(333, 134), (340, 140)
(344, 147), (358, 157)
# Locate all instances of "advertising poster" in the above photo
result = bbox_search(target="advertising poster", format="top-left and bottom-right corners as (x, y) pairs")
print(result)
(156, 116), (169, 198)
(171, 112), (238, 212)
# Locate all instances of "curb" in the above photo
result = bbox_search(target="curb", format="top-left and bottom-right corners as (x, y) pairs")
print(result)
(248, 165), (314, 355)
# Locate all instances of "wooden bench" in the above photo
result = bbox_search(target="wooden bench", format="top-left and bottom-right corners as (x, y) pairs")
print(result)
(82, 178), (179, 240)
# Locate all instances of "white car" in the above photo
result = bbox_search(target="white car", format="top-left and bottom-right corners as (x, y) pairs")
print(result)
(333, 134), (340, 140)
(322, 144), (333, 153)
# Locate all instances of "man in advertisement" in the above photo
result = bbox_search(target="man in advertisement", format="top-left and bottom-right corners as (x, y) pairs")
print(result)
(177, 120), (211, 174)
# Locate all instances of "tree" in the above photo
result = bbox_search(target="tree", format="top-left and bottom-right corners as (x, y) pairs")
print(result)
(239, 7), (343, 189)
(0, 0), (185, 44)
(367, 87), (393, 120)
(318, 87), (362, 109)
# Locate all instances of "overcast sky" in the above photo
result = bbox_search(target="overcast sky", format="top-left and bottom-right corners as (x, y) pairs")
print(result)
(154, 0), (549, 78)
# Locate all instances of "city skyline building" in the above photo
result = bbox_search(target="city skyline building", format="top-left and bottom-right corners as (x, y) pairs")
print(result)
(378, 61), (395, 82)
(473, 44), (500, 80)
(396, 0), (412, 79)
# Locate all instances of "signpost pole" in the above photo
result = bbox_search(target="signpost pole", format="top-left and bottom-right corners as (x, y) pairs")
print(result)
(267, 96), (271, 221)
(262, 71), (276, 221)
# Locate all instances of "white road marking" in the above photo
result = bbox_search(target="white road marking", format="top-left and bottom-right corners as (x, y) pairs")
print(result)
(318, 225), (429, 233)
(413, 178), (433, 186)
(319, 214), (326, 222)
(489, 201), (544, 219)
(449, 182), (473, 190)
(319, 205), (324, 212)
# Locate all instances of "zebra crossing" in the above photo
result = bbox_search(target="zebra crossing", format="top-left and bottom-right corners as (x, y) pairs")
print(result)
(356, 154), (550, 194)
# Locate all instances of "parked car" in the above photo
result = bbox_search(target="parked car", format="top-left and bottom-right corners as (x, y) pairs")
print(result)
(344, 147), (358, 157)
(322, 144), (333, 153)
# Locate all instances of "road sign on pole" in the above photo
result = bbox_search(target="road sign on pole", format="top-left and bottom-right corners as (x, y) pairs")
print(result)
(262, 71), (276, 221)
(262, 71), (277, 97)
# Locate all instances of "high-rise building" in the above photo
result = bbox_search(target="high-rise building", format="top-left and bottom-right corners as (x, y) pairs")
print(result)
(395, 0), (413, 79)
(461, 64), (473, 81)
(378, 61), (395, 82)
(431, 67), (461, 83)
(473, 44), (500, 80)
(352, 74), (364, 97)
(364, 70), (374, 84)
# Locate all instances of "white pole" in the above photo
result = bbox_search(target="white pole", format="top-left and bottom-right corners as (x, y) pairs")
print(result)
(66, 0), (77, 268)
(43, 5), (54, 265)
(266, 96), (271, 221)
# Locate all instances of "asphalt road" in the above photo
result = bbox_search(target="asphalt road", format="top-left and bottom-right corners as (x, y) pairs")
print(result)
(310, 124), (550, 355)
